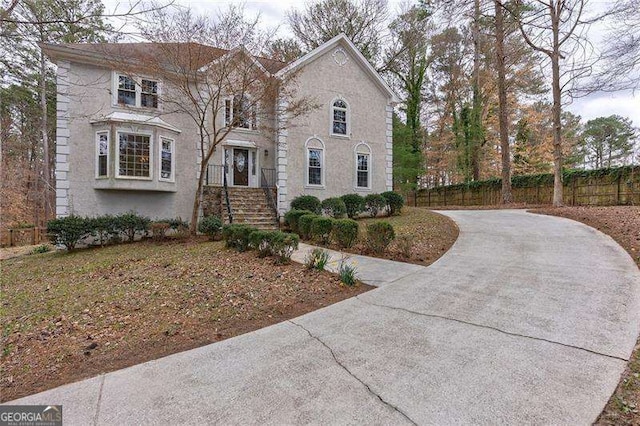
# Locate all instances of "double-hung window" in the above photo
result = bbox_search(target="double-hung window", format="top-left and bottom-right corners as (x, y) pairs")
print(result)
(356, 153), (370, 189)
(96, 131), (109, 177)
(159, 137), (174, 181)
(117, 75), (136, 106)
(331, 99), (348, 136)
(118, 132), (151, 178)
(116, 74), (159, 109)
(308, 149), (323, 186)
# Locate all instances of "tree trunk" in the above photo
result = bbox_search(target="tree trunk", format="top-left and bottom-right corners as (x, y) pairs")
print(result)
(495, 0), (512, 203)
(551, 6), (564, 207)
(39, 30), (52, 221)
(471, 0), (483, 181)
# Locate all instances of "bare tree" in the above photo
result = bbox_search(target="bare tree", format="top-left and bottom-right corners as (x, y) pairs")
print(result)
(124, 6), (315, 233)
(503, 0), (596, 206)
(287, 0), (388, 64)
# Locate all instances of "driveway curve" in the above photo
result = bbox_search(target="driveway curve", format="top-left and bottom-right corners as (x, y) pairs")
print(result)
(11, 210), (640, 425)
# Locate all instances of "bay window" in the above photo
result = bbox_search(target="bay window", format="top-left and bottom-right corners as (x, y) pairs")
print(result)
(96, 131), (109, 177)
(159, 137), (174, 181)
(118, 132), (151, 178)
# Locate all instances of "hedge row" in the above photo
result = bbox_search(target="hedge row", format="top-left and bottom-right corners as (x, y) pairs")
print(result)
(47, 213), (190, 251)
(290, 191), (405, 219)
(222, 224), (299, 263)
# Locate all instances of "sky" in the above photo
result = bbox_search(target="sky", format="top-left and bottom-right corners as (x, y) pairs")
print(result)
(104, 0), (639, 127)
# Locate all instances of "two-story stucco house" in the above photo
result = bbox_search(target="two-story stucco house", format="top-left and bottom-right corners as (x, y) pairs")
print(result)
(42, 34), (398, 229)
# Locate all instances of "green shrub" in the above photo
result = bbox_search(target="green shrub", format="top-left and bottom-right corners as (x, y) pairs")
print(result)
(268, 231), (299, 263)
(290, 195), (321, 214)
(114, 212), (151, 242)
(248, 230), (273, 257)
(150, 221), (171, 242)
(284, 209), (314, 234)
(382, 191), (405, 215)
(222, 224), (255, 252)
(298, 214), (318, 240)
(321, 197), (347, 218)
(332, 219), (359, 249)
(30, 244), (51, 255)
(167, 217), (189, 230)
(47, 215), (92, 251)
(310, 216), (335, 244)
(365, 221), (396, 254)
(338, 259), (358, 286)
(89, 214), (118, 246)
(341, 194), (365, 219)
(198, 216), (222, 240)
(364, 194), (387, 217)
(305, 247), (330, 270)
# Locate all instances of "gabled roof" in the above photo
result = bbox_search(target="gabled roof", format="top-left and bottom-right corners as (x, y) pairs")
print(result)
(41, 42), (288, 74)
(276, 34), (400, 104)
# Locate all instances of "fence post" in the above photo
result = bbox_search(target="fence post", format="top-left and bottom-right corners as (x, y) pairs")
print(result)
(9, 229), (13, 247)
(616, 174), (621, 205)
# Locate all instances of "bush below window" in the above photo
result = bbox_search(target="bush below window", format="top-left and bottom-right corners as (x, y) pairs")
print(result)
(284, 209), (314, 234)
(382, 191), (405, 215)
(321, 197), (347, 218)
(310, 217), (335, 244)
(364, 194), (387, 217)
(341, 194), (365, 219)
(290, 195), (321, 214)
(298, 214), (318, 240)
(198, 216), (222, 240)
(222, 224), (256, 252)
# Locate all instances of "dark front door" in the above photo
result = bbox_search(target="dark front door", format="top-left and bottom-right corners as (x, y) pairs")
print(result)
(233, 148), (249, 186)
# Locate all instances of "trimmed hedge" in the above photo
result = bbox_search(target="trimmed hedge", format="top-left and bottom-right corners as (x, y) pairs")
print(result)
(321, 197), (347, 218)
(290, 195), (321, 214)
(222, 224), (256, 252)
(47, 215), (93, 251)
(284, 209), (314, 234)
(332, 218), (359, 249)
(198, 216), (222, 240)
(364, 194), (387, 217)
(248, 230), (273, 257)
(310, 216), (335, 244)
(365, 221), (395, 254)
(341, 194), (365, 219)
(382, 191), (404, 215)
(298, 214), (318, 240)
(248, 230), (299, 262)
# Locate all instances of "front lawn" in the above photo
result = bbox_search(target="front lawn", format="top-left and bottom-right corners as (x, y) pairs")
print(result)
(352, 207), (459, 266)
(0, 239), (371, 402)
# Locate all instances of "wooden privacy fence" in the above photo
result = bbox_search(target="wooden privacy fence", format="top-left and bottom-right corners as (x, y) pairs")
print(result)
(408, 166), (640, 208)
(0, 227), (49, 248)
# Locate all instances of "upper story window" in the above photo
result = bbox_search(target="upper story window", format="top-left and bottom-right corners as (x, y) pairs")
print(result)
(331, 99), (348, 136)
(116, 73), (159, 109)
(224, 95), (257, 130)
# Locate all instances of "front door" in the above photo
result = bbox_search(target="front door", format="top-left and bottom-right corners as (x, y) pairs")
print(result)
(233, 148), (249, 186)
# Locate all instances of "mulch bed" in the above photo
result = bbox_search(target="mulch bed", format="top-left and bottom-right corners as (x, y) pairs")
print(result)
(335, 207), (459, 267)
(530, 206), (640, 425)
(1, 239), (372, 402)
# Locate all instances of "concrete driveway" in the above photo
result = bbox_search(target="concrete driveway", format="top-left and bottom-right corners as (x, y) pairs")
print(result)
(11, 210), (640, 425)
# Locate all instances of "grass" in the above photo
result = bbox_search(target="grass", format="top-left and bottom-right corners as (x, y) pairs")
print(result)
(0, 239), (371, 402)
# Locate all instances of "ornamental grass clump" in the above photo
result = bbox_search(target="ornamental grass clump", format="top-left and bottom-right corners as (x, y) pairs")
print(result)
(305, 247), (330, 271)
(338, 259), (358, 286)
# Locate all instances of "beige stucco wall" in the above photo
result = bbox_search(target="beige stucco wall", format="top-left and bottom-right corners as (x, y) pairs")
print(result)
(59, 61), (278, 221)
(280, 41), (393, 213)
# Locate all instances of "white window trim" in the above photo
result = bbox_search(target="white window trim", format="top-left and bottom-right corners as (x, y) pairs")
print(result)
(112, 71), (161, 110)
(158, 136), (175, 183)
(354, 142), (372, 191)
(223, 95), (258, 132)
(304, 136), (325, 189)
(329, 97), (350, 139)
(115, 129), (154, 180)
(95, 130), (109, 179)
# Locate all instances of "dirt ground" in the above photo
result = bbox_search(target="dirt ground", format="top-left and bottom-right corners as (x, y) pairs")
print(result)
(0, 240), (372, 402)
(531, 206), (640, 425)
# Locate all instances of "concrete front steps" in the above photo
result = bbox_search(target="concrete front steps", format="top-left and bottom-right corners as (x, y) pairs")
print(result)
(223, 187), (278, 230)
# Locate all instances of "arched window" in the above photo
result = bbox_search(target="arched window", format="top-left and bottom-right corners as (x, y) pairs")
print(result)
(305, 137), (325, 187)
(354, 142), (372, 190)
(331, 99), (348, 136)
